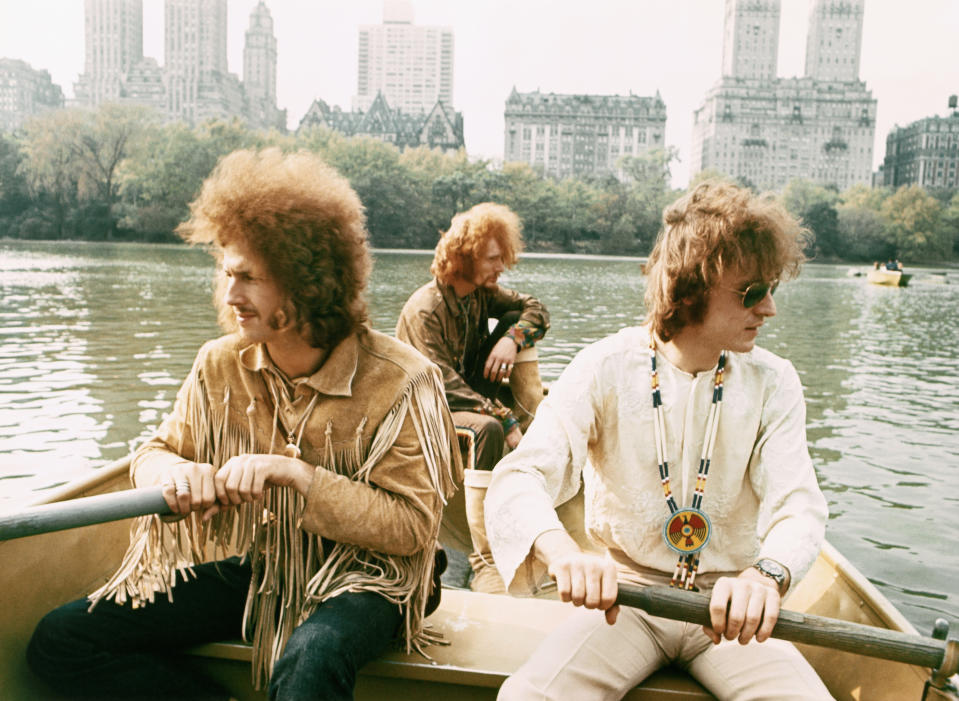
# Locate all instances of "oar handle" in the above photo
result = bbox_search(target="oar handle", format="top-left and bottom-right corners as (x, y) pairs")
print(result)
(0, 487), (171, 541)
(617, 584), (957, 675)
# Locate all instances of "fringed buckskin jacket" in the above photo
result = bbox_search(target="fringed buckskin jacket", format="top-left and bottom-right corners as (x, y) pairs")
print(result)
(396, 278), (549, 417)
(89, 328), (462, 688)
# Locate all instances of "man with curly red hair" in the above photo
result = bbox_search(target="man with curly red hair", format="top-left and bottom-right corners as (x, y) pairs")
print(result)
(28, 149), (461, 700)
(396, 202), (549, 592)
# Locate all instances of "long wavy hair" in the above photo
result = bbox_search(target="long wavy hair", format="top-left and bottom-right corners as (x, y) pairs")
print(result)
(177, 148), (372, 349)
(644, 180), (810, 341)
(431, 202), (523, 286)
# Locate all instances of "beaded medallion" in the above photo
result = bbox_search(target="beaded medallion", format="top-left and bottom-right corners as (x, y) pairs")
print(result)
(649, 340), (726, 590)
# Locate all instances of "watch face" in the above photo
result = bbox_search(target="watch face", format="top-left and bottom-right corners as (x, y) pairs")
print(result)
(757, 559), (785, 580)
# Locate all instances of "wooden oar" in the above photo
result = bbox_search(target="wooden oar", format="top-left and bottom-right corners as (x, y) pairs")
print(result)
(0, 486), (170, 541)
(2, 488), (957, 682)
(617, 584), (959, 679)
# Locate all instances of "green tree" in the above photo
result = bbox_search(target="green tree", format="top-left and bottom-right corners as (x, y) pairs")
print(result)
(780, 178), (839, 219)
(75, 104), (156, 237)
(840, 183), (890, 212)
(550, 178), (600, 251)
(779, 179), (840, 257)
(321, 135), (421, 246)
(116, 122), (216, 241)
(618, 148), (679, 252)
(936, 190), (959, 258)
(0, 134), (30, 233)
(399, 146), (462, 246)
(17, 110), (84, 238)
(836, 205), (888, 261)
(880, 185), (948, 262)
(803, 200), (841, 258)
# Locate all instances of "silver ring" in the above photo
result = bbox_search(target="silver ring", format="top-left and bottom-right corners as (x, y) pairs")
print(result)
(175, 479), (191, 495)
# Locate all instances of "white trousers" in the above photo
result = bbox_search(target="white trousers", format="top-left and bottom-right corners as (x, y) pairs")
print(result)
(498, 604), (834, 701)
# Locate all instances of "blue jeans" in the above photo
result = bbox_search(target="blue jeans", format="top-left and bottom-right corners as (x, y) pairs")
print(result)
(27, 557), (402, 700)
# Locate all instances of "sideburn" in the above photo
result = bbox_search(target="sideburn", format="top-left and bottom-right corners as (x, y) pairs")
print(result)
(268, 300), (297, 332)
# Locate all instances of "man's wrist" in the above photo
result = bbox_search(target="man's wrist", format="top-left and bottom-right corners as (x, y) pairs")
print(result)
(533, 528), (581, 566)
(751, 558), (790, 594)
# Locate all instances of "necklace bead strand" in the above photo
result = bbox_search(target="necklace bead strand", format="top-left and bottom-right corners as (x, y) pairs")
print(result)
(649, 340), (726, 590)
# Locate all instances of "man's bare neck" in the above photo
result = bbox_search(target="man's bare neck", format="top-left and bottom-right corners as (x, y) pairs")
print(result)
(660, 331), (721, 376)
(266, 336), (328, 379)
(450, 277), (476, 298)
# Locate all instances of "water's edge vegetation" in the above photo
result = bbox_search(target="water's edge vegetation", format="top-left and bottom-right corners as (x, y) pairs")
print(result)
(1, 105), (958, 263)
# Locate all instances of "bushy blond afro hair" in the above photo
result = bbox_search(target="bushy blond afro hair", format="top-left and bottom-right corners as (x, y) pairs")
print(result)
(177, 148), (371, 348)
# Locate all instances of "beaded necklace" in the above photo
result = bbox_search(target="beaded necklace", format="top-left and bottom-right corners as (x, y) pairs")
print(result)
(649, 339), (726, 591)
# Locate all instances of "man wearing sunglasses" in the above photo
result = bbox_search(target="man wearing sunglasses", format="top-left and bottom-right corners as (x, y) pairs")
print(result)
(485, 180), (832, 699)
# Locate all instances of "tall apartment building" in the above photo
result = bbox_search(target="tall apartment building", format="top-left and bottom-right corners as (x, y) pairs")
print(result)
(503, 90), (667, 180)
(0, 59), (65, 132)
(74, 0), (144, 106)
(881, 102), (959, 190)
(353, 0), (454, 115)
(721, 0), (780, 81)
(805, 0), (864, 82)
(73, 0), (280, 128)
(691, 0), (876, 192)
(165, 0), (243, 124)
(243, 2), (286, 130)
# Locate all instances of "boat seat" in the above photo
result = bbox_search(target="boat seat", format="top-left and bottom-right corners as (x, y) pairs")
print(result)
(186, 588), (716, 700)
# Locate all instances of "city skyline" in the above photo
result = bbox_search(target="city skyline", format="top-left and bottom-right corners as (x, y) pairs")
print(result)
(2, 0), (958, 188)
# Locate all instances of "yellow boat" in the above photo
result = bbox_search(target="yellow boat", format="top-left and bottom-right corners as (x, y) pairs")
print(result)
(1, 456), (956, 701)
(868, 268), (913, 287)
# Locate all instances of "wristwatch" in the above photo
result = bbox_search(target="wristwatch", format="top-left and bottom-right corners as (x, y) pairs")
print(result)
(752, 558), (788, 591)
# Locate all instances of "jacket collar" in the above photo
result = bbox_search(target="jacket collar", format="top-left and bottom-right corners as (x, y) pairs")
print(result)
(436, 278), (471, 317)
(238, 334), (359, 397)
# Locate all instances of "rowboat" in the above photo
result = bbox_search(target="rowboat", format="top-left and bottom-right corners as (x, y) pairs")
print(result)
(1, 456), (956, 700)
(868, 268), (913, 287)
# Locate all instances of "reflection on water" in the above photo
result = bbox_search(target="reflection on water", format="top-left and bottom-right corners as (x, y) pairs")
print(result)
(1, 240), (957, 633)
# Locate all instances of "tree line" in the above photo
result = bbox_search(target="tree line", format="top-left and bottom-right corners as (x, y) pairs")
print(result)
(1, 103), (957, 263)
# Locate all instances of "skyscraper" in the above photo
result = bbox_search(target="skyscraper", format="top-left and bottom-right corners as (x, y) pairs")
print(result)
(691, 0), (875, 192)
(244, 2), (276, 107)
(75, 0), (144, 106)
(353, 0), (454, 115)
(804, 0), (864, 82)
(243, 1), (285, 129)
(165, 0), (241, 123)
(71, 0), (282, 128)
(721, 0), (780, 81)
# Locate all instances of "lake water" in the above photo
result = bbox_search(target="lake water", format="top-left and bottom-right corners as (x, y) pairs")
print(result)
(1, 239), (957, 635)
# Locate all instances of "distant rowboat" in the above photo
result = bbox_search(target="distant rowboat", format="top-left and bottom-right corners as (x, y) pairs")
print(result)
(868, 268), (912, 287)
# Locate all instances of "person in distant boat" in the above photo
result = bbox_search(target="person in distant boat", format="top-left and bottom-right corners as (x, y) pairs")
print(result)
(27, 148), (461, 700)
(486, 181), (832, 700)
(396, 202), (549, 593)
(885, 257), (903, 271)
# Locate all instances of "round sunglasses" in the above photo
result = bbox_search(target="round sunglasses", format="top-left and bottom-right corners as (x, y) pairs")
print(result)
(725, 280), (779, 308)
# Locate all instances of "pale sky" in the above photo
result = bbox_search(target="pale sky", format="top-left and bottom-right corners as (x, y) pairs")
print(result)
(2, 0), (958, 188)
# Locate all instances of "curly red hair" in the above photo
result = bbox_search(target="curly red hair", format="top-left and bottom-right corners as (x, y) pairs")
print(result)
(644, 180), (809, 341)
(431, 202), (523, 285)
(177, 148), (371, 348)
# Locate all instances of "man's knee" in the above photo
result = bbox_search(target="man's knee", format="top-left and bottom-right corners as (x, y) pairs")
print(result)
(471, 416), (505, 470)
(454, 412), (506, 471)
(27, 601), (91, 684)
(271, 624), (355, 700)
